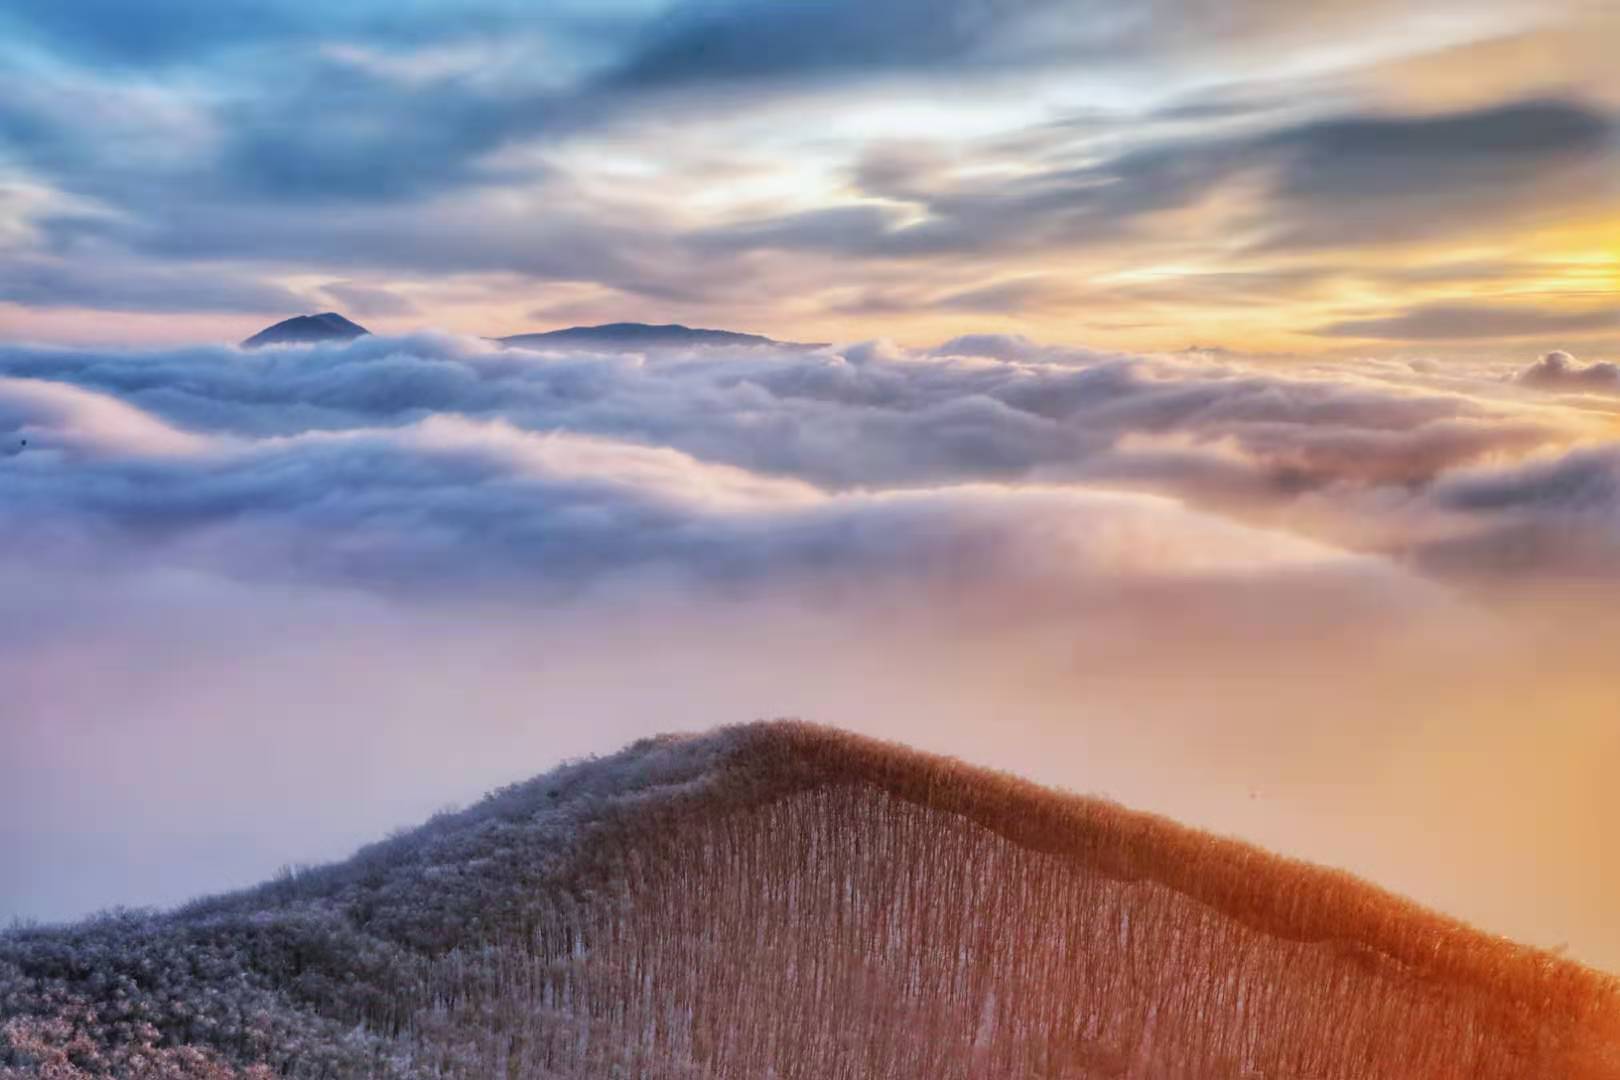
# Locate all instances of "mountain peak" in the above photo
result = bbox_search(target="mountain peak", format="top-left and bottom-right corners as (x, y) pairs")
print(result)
(6, 720), (1617, 1079)
(241, 312), (370, 348)
(498, 322), (822, 351)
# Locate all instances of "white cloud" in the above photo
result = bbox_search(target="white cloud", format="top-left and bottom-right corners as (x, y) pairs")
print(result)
(0, 376), (216, 458)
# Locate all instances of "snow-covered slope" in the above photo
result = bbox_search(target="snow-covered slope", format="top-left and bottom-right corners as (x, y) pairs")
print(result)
(3, 721), (1617, 1078)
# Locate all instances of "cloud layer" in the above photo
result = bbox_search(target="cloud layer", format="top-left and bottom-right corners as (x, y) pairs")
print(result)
(4, 331), (1614, 584)
(0, 343), (1447, 616)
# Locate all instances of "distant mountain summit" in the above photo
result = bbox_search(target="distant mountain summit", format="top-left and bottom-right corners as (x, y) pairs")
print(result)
(499, 322), (821, 350)
(237, 317), (814, 352)
(242, 312), (370, 348)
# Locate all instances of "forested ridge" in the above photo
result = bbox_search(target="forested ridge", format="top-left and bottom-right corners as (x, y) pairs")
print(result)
(4, 721), (1617, 1078)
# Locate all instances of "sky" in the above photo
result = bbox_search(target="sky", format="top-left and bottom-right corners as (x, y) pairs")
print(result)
(1, 0), (1619, 977)
(0, 0), (1614, 352)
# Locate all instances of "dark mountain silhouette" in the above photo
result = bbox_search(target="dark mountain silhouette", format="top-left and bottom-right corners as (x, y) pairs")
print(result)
(241, 313), (370, 349)
(3, 721), (1617, 1079)
(235, 317), (818, 353)
(499, 322), (823, 350)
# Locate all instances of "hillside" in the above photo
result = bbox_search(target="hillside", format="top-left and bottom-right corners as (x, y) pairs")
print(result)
(3, 721), (1617, 1079)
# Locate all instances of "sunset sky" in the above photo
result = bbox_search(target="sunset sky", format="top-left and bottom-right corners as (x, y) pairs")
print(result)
(1, 0), (1614, 351)
(2, 0), (1619, 979)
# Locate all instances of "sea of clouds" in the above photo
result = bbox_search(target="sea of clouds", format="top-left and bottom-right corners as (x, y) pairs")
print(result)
(3, 332), (1618, 970)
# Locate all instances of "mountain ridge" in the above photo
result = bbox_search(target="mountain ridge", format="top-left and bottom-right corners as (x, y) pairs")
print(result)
(236, 314), (821, 352)
(497, 321), (825, 350)
(4, 720), (1617, 1078)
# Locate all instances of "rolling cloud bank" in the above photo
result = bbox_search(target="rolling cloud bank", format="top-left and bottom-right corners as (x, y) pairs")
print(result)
(3, 331), (1619, 973)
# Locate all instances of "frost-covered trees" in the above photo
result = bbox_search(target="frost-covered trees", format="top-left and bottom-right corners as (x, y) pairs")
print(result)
(0, 1002), (275, 1080)
(4, 721), (1618, 1078)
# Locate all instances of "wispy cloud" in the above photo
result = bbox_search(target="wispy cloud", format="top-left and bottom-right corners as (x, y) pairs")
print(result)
(1, 1), (1612, 348)
(1316, 302), (1618, 341)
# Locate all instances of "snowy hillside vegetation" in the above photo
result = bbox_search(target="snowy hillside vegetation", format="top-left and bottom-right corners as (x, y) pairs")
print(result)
(4, 721), (1618, 1078)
